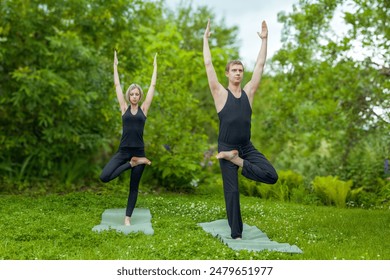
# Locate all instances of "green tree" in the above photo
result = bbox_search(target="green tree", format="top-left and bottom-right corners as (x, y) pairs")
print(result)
(0, 0), (240, 192)
(0, 0), (117, 185)
(254, 0), (389, 191)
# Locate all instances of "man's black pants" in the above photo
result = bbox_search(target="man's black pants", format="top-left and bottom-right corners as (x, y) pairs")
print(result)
(218, 141), (278, 239)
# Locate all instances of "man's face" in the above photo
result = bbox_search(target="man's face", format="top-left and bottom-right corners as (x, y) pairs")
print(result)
(226, 64), (244, 84)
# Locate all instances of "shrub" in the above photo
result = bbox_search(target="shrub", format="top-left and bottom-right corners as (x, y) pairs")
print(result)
(271, 183), (290, 202)
(277, 170), (304, 187)
(272, 170), (304, 201)
(290, 185), (320, 205)
(312, 176), (352, 208)
(377, 178), (390, 205)
(239, 175), (259, 197)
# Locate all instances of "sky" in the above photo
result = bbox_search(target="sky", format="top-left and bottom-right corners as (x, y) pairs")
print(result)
(164, 0), (299, 67)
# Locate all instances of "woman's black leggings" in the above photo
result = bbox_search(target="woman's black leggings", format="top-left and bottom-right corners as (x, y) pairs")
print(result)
(100, 147), (146, 217)
(218, 141), (278, 239)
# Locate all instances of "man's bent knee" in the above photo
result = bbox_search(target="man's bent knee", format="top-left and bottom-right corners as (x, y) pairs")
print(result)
(99, 174), (110, 183)
(269, 172), (278, 184)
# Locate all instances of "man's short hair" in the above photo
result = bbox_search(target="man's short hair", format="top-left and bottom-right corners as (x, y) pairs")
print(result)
(225, 60), (244, 72)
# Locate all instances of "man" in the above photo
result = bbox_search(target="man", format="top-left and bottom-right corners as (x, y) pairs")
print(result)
(203, 19), (278, 239)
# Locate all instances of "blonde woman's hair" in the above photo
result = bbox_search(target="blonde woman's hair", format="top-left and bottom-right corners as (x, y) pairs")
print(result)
(125, 83), (144, 103)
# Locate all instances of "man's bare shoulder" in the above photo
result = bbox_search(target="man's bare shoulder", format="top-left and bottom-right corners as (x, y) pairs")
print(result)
(213, 87), (228, 113)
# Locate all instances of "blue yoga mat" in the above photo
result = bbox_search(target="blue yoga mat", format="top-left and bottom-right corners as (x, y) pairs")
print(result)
(199, 219), (302, 253)
(92, 208), (154, 235)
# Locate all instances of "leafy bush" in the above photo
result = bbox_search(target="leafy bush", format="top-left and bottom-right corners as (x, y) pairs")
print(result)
(344, 134), (389, 192)
(0, 0), (124, 186)
(348, 178), (390, 209)
(272, 170), (304, 201)
(240, 170), (305, 202)
(239, 175), (259, 197)
(312, 176), (352, 208)
(290, 185), (320, 205)
(271, 183), (290, 202)
(277, 170), (304, 187)
(377, 178), (390, 205)
(349, 190), (380, 209)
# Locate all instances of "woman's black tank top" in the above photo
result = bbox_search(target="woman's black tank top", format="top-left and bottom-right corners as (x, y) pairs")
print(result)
(119, 106), (146, 148)
(218, 89), (252, 145)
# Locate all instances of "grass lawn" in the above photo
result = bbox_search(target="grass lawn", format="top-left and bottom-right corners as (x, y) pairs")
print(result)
(0, 187), (389, 260)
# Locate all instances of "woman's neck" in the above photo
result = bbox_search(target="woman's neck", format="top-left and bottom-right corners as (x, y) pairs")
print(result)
(130, 103), (139, 110)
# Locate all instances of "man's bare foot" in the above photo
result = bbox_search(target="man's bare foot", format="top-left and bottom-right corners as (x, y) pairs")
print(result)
(216, 150), (238, 160)
(130, 157), (151, 167)
(124, 216), (131, 226)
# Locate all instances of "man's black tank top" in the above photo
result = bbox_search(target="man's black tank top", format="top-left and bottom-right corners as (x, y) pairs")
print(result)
(119, 106), (146, 148)
(218, 89), (252, 145)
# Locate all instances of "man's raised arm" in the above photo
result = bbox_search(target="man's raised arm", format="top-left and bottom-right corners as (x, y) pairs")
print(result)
(244, 20), (268, 105)
(203, 19), (224, 97)
(203, 19), (226, 112)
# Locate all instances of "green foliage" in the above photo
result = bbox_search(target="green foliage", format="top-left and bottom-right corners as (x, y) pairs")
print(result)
(348, 187), (377, 209)
(290, 185), (320, 205)
(256, 184), (273, 200)
(0, 0), (238, 192)
(348, 178), (390, 209)
(272, 183), (290, 202)
(377, 178), (390, 208)
(0, 0), (123, 185)
(238, 176), (260, 198)
(240, 170), (306, 203)
(312, 175), (353, 208)
(277, 170), (304, 188)
(272, 170), (304, 201)
(343, 132), (390, 190)
(252, 0), (390, 201)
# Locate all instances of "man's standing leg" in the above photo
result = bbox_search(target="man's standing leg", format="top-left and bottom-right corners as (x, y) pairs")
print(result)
(219, 157), (243, 239)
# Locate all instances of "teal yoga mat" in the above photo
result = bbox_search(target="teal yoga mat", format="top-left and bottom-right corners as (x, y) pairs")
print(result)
(92, 208), (154, 235)
(199, 219), (302, 253)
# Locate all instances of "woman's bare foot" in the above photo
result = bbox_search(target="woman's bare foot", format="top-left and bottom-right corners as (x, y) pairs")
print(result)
(124, 216), (131, 226)
(216, 150), (238, 160)
(130, 157), (151, 167)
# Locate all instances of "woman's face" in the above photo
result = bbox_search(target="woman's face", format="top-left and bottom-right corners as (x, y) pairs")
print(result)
(129, 88), (141, 105)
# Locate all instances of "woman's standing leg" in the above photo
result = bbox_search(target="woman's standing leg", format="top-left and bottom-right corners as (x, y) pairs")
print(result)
(125, 164), (145, 218)
(124, 149), (147, 225)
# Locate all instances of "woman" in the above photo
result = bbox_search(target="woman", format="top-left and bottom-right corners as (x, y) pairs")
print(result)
(100, 50), (157, 226)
